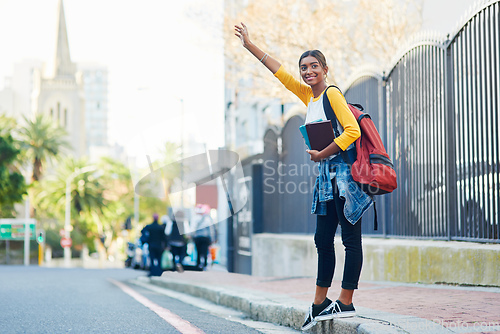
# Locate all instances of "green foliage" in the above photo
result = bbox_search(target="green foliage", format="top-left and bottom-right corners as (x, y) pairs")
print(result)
(0, 114), (18, 139)
(0, 164), (26, 217)
(34, 157), (107, 250)
(134, 141), (181, 223)
(18, 113), (70, 182)
(45, 228), (63, 254)
(32, 154), (170, 251)
(0, 117), (27, 217)
(14, 129), (181, 253)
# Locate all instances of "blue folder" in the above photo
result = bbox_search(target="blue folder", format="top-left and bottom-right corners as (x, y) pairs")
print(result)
(299, 119), (323, 150)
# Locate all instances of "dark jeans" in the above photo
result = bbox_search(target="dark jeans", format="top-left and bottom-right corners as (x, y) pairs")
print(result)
(315, 179), (363, 290)
(170, 244), (187, 265)
(148, 246), (163, 276)
(194, 236), (211, 268)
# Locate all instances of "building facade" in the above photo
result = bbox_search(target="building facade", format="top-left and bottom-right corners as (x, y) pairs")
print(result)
(78, 63), (109, 152)
(0, 0), (110, 159)
(31, 0), (86, 157)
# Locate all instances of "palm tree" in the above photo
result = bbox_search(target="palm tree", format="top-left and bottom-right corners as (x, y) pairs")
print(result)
(34, 158), (107, 253)
(18, 113), (71, 183)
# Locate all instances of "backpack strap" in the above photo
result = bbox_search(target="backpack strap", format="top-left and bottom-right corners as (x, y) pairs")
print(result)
(322, 85), (352, 165)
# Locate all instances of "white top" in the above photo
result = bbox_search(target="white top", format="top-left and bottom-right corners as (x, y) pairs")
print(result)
(304, 94), (341, 178)
(305, 94), (345, 137)
(305, 95), (327, 123)
(161, 215), (173, 235)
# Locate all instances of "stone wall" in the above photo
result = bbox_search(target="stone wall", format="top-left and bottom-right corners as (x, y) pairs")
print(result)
(252, 233), (500, 287)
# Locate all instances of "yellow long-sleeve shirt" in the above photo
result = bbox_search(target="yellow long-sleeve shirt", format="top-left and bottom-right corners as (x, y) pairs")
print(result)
(274, 65), (360, 151)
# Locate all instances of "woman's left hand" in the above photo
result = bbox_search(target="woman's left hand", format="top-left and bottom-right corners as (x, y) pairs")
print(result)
(306, 149), (322, 162)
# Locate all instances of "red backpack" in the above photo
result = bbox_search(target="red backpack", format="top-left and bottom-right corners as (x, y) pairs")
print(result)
(323, 87), (397, 193)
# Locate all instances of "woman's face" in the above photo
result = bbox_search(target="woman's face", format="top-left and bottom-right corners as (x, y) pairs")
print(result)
(300, 56), (327, 86)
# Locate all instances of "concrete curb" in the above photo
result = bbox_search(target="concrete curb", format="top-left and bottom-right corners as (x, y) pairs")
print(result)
(140, 276), (451, 334)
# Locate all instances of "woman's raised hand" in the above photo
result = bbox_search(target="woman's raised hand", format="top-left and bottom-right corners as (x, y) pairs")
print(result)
(234, 22), (280, 74)
(235, 22), (251, 47)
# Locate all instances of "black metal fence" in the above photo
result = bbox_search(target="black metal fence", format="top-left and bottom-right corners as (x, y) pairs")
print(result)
(231, 1), (499, 243)
(345, 0), (499, 242)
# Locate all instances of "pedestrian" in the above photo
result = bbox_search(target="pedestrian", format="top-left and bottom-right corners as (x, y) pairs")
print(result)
(142, 213), (168, 277)
(191, 204), (216, 270)
(163, 209), (187, 273)
(234, 23), (374, 331)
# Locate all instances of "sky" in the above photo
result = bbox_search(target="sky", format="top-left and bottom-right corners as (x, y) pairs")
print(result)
(0, 0), (477, 164)
(0, 0), (225, 169)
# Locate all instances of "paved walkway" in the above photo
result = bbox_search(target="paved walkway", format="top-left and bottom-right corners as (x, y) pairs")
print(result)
(144, 268), (500, 334)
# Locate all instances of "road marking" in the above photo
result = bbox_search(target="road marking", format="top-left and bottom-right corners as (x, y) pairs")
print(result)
(109, 279), (205, 334)
(132, 278), (302, 334)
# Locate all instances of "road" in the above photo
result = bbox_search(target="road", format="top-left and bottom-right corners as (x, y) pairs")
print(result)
(0, 266), (295, 334)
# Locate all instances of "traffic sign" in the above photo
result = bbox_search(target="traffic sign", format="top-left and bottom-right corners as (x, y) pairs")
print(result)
(0, 220), (36, 240)
(60, 237), (72, 248)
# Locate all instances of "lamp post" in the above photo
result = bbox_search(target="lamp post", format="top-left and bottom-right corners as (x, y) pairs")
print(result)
(166, 95), (185, 216)
(64, 165), (97, 267)
(179, 98), (185, 212)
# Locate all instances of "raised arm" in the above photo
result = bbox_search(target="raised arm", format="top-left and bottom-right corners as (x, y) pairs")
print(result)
(235, 22), (281, 74)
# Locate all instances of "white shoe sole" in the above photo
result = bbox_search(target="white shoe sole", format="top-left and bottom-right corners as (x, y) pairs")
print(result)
(301, 319), (317, 331)
(315, 310), (356, 321)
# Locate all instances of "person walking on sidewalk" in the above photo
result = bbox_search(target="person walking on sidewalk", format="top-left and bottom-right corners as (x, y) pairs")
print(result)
(142, 213), (168, 277)
(234, 23), (373, 331)
(191, 204), (217, 270)
(162, 209), (187, 273)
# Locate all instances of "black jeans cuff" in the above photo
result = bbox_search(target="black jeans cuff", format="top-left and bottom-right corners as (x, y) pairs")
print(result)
(316, 279), (332, 288)
(341, 282), (358, 290)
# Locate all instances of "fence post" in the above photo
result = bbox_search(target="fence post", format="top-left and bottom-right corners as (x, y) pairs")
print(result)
(380, 74), (389, 238)
(445, 38), (458, 240)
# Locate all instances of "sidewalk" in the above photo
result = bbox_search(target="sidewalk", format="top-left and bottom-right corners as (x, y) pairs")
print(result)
(142, 267), (500, 334)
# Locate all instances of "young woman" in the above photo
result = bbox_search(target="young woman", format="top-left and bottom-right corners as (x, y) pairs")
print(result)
(234, 23), (373, 331)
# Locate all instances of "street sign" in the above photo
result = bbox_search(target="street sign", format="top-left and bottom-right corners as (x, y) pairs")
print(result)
(0, 220), (36, 240)
(60, 237), (72, 248)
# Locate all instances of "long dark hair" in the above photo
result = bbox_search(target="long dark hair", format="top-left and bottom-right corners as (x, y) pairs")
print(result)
(298, 50), (328, 69)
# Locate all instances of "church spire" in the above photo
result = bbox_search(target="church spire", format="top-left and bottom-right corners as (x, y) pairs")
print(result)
(52, 0), (76, 78)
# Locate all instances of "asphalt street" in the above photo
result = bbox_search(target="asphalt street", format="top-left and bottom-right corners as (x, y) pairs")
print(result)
(0, 266), (289, 334)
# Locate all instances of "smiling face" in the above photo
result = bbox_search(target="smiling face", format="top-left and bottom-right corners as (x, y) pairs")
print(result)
(300, 55), (328, 87)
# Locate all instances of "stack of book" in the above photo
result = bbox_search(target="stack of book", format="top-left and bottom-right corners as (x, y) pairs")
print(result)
(299, 119), (335, 151)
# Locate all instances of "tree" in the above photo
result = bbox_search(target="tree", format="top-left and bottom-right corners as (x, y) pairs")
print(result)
(0, 116), (27, 217)
(32, 155), (167, 256)
(96, 156), (136, 240)
(18, 113), (71, 183)
(224, 0), (422, 102)
(33, 158), (106, 253)
(226, 0), (350, 103)
(353, 0), (423, 66)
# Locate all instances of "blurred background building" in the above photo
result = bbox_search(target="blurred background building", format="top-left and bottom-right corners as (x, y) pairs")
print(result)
(0, 0), (113, 160)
